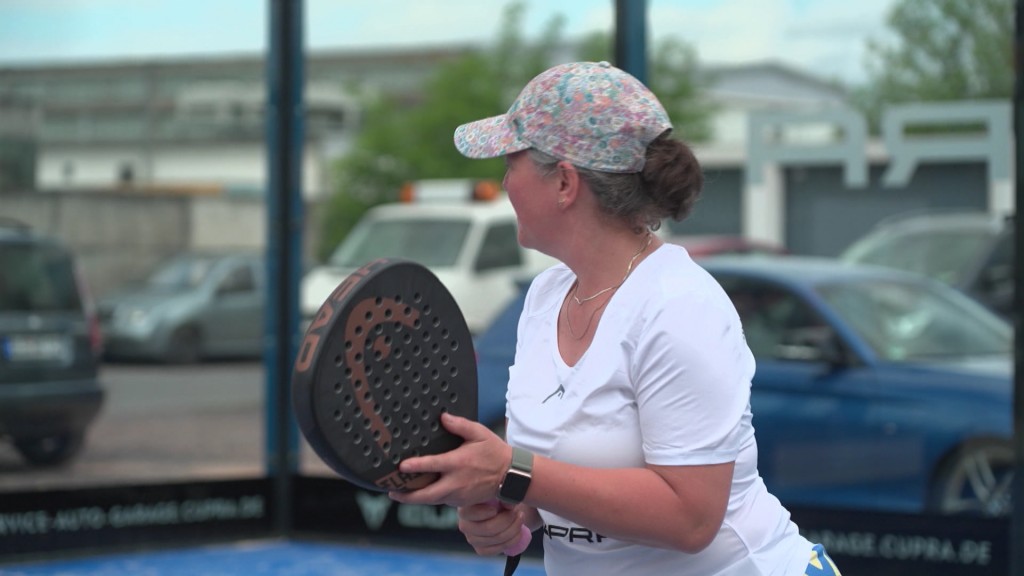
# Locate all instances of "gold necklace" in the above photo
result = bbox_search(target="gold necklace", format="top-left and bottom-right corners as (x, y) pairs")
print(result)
(563, 232), (654, 340)
(571, 233), (653, 305)
(564, 297), (610, 340)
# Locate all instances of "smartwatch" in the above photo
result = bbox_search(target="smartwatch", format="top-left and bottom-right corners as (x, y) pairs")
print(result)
(498, 447), (534, 505)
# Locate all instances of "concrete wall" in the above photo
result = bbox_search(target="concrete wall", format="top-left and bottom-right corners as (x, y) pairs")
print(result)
(0, 191), (287, 299)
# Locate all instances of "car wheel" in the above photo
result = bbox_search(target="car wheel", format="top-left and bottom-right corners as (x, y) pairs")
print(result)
(14, 431), (85, 467)
(166, 326), (202, 364)
(928, 440), (1013, 517)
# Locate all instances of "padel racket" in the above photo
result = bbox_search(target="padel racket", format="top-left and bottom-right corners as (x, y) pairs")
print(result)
(291, 258), (530, 574)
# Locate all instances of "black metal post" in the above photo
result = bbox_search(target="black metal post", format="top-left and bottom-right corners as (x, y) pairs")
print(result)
(614, 0), (648, 84)
(1013, 0), (1024, 573)
(265, 0), (303, 536)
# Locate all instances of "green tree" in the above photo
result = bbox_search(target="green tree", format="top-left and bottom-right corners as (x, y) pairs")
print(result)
(852, 0), (1013, 130)
(315, 1), (713, 260)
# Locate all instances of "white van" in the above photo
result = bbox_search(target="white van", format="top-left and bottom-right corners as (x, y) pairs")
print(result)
(301, 182), (556, 334)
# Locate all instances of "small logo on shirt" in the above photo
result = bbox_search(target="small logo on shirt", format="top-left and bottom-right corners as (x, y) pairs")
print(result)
(543, 384), (565, 403)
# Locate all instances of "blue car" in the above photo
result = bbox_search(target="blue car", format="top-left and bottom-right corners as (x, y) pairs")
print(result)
(474, 255), (1013, 518)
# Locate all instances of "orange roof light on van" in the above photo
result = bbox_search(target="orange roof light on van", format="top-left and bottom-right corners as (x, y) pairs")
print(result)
(399, 179), (503, 203)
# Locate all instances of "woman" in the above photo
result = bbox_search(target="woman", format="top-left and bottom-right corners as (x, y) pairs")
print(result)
(389, 61), (841, 576)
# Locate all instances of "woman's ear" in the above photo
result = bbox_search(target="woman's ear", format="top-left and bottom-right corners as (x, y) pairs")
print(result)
(557, 161), (580, 207)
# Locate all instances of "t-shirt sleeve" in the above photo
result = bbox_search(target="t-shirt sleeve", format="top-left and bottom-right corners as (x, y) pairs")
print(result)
(631, 286), (755, 466)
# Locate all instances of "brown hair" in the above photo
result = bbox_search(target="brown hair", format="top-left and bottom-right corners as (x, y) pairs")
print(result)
(528, 133), (703, 232)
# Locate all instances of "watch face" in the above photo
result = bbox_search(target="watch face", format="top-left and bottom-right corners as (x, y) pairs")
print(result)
(500, 470), (531, 504)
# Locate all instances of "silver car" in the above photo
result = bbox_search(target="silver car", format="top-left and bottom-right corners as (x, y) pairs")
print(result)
(99, 251), (265, 363)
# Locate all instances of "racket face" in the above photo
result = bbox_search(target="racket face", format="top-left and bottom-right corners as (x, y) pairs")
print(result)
(292, 259), (478, 492)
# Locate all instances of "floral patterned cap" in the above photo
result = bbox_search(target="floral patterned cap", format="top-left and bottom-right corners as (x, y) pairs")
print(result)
(453, 61), (672, 173)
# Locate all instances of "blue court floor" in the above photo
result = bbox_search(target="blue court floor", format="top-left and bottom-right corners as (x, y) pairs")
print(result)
(0, 540), (547, 576)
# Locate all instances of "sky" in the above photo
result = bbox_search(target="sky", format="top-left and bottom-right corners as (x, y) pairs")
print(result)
(0, 0), (898, 84)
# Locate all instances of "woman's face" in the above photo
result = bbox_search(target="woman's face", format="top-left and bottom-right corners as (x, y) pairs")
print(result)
(503, 150), (558, 252)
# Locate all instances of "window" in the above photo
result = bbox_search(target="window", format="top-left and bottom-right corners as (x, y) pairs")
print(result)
(474, 222), (521, 272)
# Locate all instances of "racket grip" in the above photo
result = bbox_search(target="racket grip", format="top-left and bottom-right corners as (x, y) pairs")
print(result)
(486, 499), (533, 556)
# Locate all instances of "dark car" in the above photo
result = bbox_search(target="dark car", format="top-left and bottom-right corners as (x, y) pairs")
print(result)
(98, 251), (265, 363)
(840, 210), (1013, 318)
(0, 219), (105, 466)
(475, 255), (1012, 518)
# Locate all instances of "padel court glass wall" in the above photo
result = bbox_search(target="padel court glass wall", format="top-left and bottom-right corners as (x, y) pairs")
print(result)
(0, 1), (1017, 575)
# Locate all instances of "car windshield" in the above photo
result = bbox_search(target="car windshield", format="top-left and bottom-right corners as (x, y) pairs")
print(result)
(329, 218), (471, 268)
(147, 255), (218, 290)
(817, 278), (1010, 361)
(0, 244), (82, 312)
(848, 229), (994, 285)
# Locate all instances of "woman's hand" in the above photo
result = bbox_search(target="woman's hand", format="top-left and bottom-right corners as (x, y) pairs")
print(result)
(388, 412), (511, 507)
(457, 501), (531, 556)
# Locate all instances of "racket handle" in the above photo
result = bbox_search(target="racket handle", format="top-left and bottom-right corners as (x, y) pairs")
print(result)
(486, 499), (533, 556)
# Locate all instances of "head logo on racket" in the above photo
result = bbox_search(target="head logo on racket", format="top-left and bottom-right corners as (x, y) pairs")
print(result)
(292, 258), (478, 493)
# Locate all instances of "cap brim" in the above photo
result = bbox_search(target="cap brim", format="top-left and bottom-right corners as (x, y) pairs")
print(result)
(454, 114), (530, 159)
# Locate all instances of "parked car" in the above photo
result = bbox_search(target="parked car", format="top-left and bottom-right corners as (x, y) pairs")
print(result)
(475, 254), (1012, 517)
(839, 210), (1014, 319)
(665, 234), (786, 258)
(0, 219), (105, 466)
(98, 251), (265, 363)
(301, 183), (556, 334)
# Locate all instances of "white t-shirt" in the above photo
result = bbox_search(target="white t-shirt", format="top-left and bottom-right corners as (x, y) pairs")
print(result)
(505, 244), (813, 576)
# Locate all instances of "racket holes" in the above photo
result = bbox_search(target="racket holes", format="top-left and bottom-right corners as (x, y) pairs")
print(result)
(373, 377), (382, 389)
(372, 457), (381, 468)
(354, 352), (363, 362)
(412, 319), (422, 329)
(403, 306), (412, 316)
(403, 359), (412, 371)
(383, 363), (392, 374)
(392, 453), (402, 464)
(440, 381), (449, 392)
(412, 292), (422, 303)
(342, 421), (352, 432)
(363, 445), (372, 457)
(374, 324), (384, 335)
(411, 372), (421, 383)
(332, 409), (341, 420)
(375, 296), (383, 306)
(382, 388), (392, 399)
(395, 294), (404, 304)
(411, 345), (421, 356)
(431, 342), (440, 353)
(382, 441), (391, 452)
(402, 385), (411, 397)
(383, 415), (392, 426)
(344, 341), (353, 351)
(432, 316), (441, 327)
(421, 331), (431, 342)
(423, 304), (432, 314)
(373, 403), (382, 415)
(344, 367), (352, 377)
(364, 310), (373, 321)
(372, 429), (381, 440)
(430, 395), (440, 406)
(440, 354), (449, 365)
(334, 354), (343, 366)
(353, 379), (363, 390)
(450, 341), (459, 351)
(420, 409), (430, 421)
(373, 350), (382, 361)
(402, 333), (413, 344)
(384, 308), (393, 319)
(342, 394), (353, 406)
(450, 392), (459, 403)
(450, 366), (459, 377)
(421, 357), (431, 368)
(411, 398), (421, 409)
(354, 326), (364, 336)
(353, 433), (363, 444)
(421, 383), (430, 394)
(401, 413), (411, 424)
(363, 418), (372, 430)
(441, 328), (450, 338)
(392, 401), (402, 412)
(430, 420), (440, 432)
(430, 369), (439, 380)
(411, 424), (421, 435)
(420, 436), (430, 447)
(400, 440), (411, 451)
